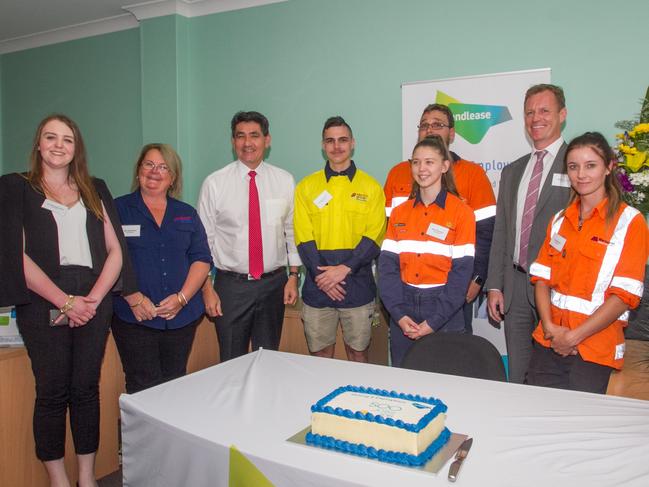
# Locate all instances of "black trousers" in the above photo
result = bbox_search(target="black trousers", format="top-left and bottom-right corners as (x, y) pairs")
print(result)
(213, 270), (287, 362)
(527, 340), (613, 394)
(16, 266), (111, 461)
(111, 316), (199, 394)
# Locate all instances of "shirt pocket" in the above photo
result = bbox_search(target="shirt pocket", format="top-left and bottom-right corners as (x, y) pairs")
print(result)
(575, 241), (607, 295)
(264, 198), (288, 226)
(171, 223), (194, 250)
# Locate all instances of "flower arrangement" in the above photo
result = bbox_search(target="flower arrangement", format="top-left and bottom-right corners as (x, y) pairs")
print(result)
(615, 86), (649, 214)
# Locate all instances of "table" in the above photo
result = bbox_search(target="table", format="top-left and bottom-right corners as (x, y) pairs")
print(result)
(120, 349), (649, 487)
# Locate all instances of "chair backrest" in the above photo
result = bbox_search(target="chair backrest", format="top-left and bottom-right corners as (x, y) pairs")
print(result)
(401, 333), (506, 381)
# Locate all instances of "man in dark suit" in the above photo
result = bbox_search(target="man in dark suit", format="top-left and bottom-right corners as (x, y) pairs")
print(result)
(486, 84), (571, 383)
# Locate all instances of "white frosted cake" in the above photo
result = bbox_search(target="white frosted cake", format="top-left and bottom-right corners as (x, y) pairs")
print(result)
(305, 385), (450, 466)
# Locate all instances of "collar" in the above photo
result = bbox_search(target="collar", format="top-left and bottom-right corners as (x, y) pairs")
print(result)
(325, 160), (356, 182)
(236, 160), (265, 179)
(565, 196), (608, 225)
(413, 188), (447, 209)
(532, 137), (564, 162)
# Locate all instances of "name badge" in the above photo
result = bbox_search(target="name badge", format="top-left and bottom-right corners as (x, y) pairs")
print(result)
(313, 190), (333, 209)
(426, 222), (449, 240)
(615, 342), (625, 360)
(122, 225), (141, 237)
(42, 199), (68, 216)
(552, 173), (571, 188)
(550, 233), (566, 252)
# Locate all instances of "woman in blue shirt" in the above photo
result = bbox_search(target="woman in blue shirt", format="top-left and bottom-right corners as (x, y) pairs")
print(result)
(112, 143), (212, 393)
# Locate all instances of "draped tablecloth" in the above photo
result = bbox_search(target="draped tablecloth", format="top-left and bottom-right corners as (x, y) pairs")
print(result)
(120, 349), (649, 486)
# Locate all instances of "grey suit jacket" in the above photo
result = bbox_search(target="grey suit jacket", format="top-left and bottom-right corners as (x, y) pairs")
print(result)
(485, 142), (570, 312)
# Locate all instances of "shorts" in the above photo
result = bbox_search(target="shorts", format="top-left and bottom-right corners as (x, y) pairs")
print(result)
(301, 301), (374, 353)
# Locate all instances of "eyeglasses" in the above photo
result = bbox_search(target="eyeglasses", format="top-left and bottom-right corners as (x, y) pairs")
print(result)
(141, 161), (170, 173)
(418, 122), (450, 131)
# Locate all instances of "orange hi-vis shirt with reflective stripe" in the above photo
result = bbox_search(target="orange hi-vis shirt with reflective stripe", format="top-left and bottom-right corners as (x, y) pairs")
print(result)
(383, 191), (475, 287)
(530, 198), (648, 369)
(383, 159), (496, 220)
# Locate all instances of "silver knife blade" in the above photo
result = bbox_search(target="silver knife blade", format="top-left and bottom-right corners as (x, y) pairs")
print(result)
(448, 437), (473, 482)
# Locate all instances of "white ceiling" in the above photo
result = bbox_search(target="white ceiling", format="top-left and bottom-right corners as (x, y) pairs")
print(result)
(0, 0), (286, 54)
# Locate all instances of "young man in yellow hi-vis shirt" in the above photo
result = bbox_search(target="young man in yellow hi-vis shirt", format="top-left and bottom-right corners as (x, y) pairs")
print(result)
(294, 116), (386, 362)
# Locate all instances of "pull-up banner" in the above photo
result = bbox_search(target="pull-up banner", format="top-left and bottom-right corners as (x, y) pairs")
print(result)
(401, 68), (551, 354)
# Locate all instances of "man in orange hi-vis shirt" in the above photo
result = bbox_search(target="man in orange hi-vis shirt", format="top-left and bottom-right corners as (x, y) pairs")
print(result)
(383, 104), (495, 333)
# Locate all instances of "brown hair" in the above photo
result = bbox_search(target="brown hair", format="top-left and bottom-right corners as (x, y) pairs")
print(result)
(564, 131), (622, 225)
(27, 114), (103, 220)
(524, 84), (566, 110)
(421, 103), (455, 128)
(131, 143), (183, 199)
(409, 135), (458, 198)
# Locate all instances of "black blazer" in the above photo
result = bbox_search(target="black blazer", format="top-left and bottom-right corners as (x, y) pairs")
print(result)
(0, 172), (136, 307)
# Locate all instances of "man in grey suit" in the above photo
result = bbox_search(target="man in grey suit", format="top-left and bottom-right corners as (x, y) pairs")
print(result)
(486, 84), (571, 384)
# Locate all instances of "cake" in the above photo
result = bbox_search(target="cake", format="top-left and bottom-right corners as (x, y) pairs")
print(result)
(305, 385), (450, 466)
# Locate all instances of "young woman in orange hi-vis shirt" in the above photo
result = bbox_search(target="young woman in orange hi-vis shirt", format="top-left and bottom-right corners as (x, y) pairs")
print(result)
(528, 132), (648, 393)
(378, 135), (475, 367)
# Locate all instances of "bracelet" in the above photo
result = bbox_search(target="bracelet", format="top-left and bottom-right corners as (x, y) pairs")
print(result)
(177, 292), (188, 307)
(60, 295), (75, 314)
(129, 294), (145, 308)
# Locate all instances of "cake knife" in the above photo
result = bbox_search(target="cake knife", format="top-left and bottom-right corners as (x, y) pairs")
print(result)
(448, 437), (473, 482)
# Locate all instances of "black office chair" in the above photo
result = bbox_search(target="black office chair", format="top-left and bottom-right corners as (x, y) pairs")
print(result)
(401, 333), (507, 381)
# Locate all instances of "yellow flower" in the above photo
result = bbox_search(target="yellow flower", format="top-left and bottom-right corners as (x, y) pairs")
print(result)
(624, 151), (648, 172)
(632, 123), (649, 134)
(619, 143), (638, 154)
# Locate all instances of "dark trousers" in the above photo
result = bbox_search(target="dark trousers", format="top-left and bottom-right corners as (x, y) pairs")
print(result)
(16, 266), (111, 461)
(527, 341), (613, 394)
(504, 269), (538, 384)
(111, 316), (199, 394)
(213, 270), (287, 362)
(390, 285), (465, 367)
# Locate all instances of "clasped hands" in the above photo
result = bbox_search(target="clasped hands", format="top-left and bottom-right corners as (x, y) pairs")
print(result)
(125, 292), (185, 322)
(315, 265), (351, 301)
(56, 295), (98, 327)
(543, 322), (578, 357)
(398, 315), (433, 340)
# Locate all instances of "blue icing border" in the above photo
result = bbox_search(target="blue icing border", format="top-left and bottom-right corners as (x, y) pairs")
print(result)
(306, 427), (451, 467)
(310, 385), (447, 433)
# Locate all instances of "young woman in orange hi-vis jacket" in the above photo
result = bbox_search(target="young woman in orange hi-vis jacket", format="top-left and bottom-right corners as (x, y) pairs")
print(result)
(528, 132), (649, 393)
(378, 135), (475, 367)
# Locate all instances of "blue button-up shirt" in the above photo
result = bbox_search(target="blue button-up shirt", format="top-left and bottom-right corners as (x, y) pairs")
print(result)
(113, 191), (212, 329)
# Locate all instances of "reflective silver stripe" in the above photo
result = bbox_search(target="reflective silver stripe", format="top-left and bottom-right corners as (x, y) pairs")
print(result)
(549, 211), (564, 239)
(406, 282), (445, 289)
(380, 239), (473, 258)
(452, 243), (475, 258)
(611, 276), (644, 297)
(386, 196), (409, 216)
(474, 205), (496, 222)
(551, 289), (629, 321)
(547, 206), (640, 322)
(529, 262), (551, 280)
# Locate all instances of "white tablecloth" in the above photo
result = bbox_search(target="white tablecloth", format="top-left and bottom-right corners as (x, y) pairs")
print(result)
(120, 349), (649, 486)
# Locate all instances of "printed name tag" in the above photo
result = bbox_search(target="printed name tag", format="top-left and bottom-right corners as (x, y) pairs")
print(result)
(426, 222), (449, 240)
(615, 342), (625, 360)
(552, 173), (571, 188)
(313, 190), (333, 209)
(550, 233), (566, 252)
(122, 225), (141, 237)
(42, 199), (68, 216)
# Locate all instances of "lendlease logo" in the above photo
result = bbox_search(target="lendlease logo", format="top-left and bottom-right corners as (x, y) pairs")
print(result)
(435, 91), (512, 144)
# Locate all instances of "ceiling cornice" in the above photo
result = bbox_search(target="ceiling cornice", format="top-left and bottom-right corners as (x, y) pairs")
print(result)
(0, 0), (288, 55)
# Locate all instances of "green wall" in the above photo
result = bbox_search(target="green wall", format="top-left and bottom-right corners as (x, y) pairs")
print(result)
(2, 0), (648, 203)
(1, 28), (142, 195)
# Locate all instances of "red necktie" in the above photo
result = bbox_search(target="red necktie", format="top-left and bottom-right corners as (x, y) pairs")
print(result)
(519, 150), (547, 269)
(248, 170), (264, 279)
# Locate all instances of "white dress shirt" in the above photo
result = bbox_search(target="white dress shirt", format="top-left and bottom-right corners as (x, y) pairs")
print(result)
(513, 136), (564, 264)
(197, 160), (301, 274)
(50, 199), (93, 267)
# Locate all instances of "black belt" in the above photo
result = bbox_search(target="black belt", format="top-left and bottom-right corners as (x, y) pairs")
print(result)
(513, 263), (527, 273)
(217, 267), (285, 281)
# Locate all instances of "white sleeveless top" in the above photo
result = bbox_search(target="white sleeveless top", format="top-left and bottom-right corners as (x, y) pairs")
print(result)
(47, 199), (93, 267)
